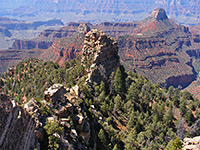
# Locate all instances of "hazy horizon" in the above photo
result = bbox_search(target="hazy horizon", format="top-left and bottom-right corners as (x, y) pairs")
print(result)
(0, 0), (199, 25)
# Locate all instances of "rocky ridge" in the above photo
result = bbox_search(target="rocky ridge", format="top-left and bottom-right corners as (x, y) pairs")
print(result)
(0, 30), (120, 149)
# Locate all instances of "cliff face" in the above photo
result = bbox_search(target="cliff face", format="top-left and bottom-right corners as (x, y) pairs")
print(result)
(190, 24), (200, 35)
(118, 33), (197, 88)
(12, 40), (53, 49)
(82, 29), (120, 85)
(0, 94), (38, 150)
(11, 22), (91, 50)
(118, 8), (200, 89)
(46, 23), (90, 66)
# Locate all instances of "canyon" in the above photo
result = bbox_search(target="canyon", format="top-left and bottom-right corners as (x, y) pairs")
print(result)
(1, 0), (200, 25)
(0, 17), (64, 50)
(1, 8), (200, 98)
(0, 21), (200, 150)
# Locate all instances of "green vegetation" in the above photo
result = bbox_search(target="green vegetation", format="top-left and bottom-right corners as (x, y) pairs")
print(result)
(0, 57), (200, 150)
(44, 120), (64, 149)
(0, 57), (87, 104)
(86, 70), (200, 149)
(165, 137), (183, 150)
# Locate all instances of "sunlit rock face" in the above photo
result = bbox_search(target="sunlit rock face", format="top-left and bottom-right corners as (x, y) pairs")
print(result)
(0, 94), (39, 150)
(82, 29), (120, 85)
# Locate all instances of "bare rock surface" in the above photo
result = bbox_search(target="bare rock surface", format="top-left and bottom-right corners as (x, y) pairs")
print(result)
(82, 29), (120, 85)
(0, 94), (39, 150)
(183, 136), (200, 150)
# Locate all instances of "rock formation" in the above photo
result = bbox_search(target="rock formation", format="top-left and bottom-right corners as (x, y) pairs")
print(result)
(0, 94), (39, 150)
(183, 136), (200, 150)
(82, 29), (120, 85)
(43, 84), (94, 149)
(151, 8), (168, 20)
(118, 8), (200, 89)
(0, 79), (98, 150)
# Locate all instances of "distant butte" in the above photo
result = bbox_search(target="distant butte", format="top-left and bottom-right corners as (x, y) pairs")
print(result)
(151, 8), (168, 20)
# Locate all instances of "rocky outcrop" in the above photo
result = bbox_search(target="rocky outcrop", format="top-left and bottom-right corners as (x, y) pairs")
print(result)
(183, 136), (200, 150)
(0, 94), (39, 150)
(44, 84), (67, 105)
(151, 8), (168, 20)
(42, 84), (95, 149)
(0, 79), (99, 150)
(82, 29), (120, 85)
(137, 8), (189, 35)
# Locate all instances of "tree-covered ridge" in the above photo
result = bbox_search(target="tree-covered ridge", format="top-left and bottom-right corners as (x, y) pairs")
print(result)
(0, 57), (87, 103)
(88, 68), (200, 149)
(0, 57), (200, 149)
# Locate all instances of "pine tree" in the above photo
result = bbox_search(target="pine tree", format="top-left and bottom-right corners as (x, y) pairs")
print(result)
(98, 129), (108, 147)
(168, 137), (182, 150)
(124, 128), (138, 150)
(114, 94), (122, 112)
(163, 103), (174, 127)
(184, 109), (195, 126)
(114, 66), (126, 96)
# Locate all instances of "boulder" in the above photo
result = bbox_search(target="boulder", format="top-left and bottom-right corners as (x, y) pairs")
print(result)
(183, 136), (200, 150)
(24, 98), (39, 115)
(46, 117), (55, 123)
(70, 129), (78, 141)
(70, 85), (80, 97)
(24, 99), (41, 128)
(56, 103), (73, 118)
(44, 84), (66, 104)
